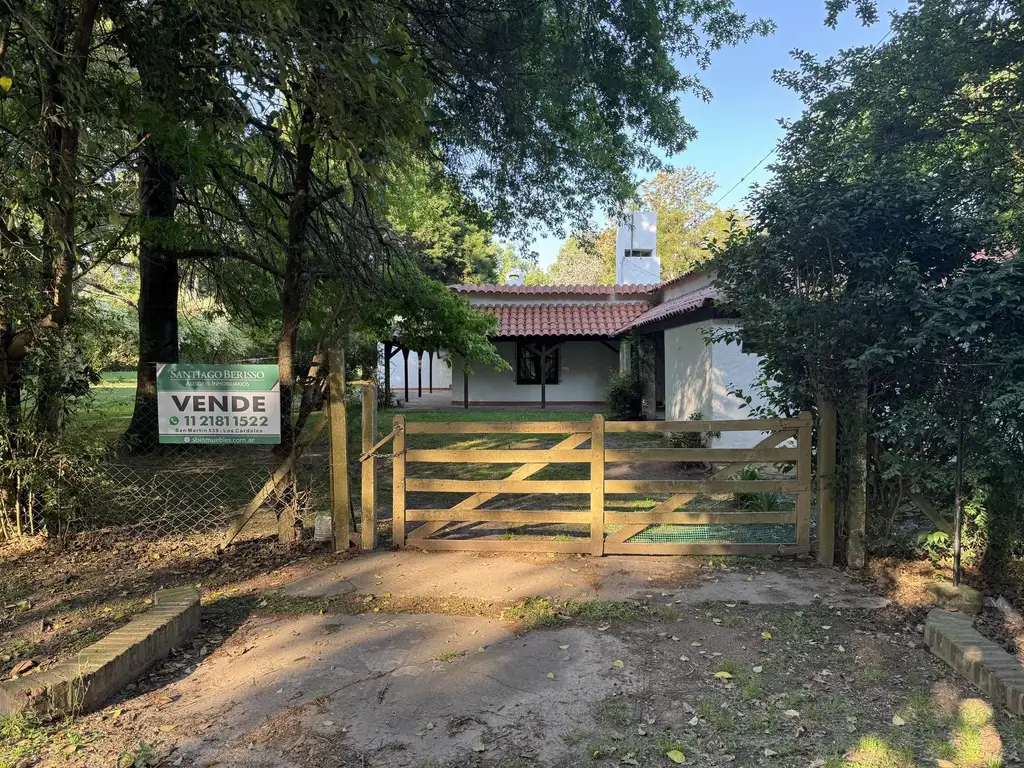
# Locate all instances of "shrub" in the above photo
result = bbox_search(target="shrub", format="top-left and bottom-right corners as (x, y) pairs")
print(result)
(668, 411), (720, 449)
(604, 371), (643, 420)
(731, 465), (794, 512)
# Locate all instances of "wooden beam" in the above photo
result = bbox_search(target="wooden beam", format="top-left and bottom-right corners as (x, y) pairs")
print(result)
(412, 538), (590, 553)
(590, 414), (606, 555)
(417, 351), (422, 398)
(392, 415), (407, 547)
(327, 345), (349, 553)
(406, 479), (590, 494)
(428, 351), (433, 393)
(406, 449), (590, 464)
(605, 447), (799, 463)
(605, 417), (812, 433)
(463, 367), (469, 410)
(406, 421), (592, 434)
(603, 542), (799, 556)
(605, 511), (796, 525)
(383, 341), (392, 407)
(605, 479), (806, 494)
(406, 509), (589, 523)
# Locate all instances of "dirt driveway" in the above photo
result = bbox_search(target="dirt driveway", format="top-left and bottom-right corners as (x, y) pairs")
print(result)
(19, 553), (1016, 768)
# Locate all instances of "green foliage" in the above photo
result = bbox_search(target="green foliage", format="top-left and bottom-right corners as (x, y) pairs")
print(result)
(605, 371), (644, 421)
(668, 412), (720, 449)
(712, 0), (1024, 569)
(731, 466), (795, 513)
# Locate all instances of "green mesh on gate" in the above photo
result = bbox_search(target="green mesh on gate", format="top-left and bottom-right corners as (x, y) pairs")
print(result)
(624, 523), (796, 545)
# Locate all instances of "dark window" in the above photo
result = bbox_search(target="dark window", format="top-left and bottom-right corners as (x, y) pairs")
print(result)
(516, 343), (559, 385)
(623, 248), (653, 259)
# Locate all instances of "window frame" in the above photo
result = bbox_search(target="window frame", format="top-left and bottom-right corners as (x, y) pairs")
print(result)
(515, 342), (560, 386)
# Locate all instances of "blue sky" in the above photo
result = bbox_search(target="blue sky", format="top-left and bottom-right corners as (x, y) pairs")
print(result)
(527, 0), (907, 270)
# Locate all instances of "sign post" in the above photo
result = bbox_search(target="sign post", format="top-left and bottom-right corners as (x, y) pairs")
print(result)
(156, 364), (281, 445)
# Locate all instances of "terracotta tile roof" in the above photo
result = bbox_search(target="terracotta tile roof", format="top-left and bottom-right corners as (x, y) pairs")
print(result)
(451, 283), (659, 296)
(620, 286), (719, 331)
(477, 302), (652, 338)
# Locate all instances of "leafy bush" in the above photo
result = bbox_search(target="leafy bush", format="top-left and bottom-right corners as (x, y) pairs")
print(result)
(604, 371), (643, 420)
(668, 411), (720, 449)
(731, 465), (794, 512)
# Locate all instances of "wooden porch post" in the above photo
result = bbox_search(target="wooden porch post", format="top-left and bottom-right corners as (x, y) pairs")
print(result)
(383, 341), (392, 407)
(402, 348), (410, 403)
(463, 366), (469, 409)
(417, 351), (422, 398)
(428, 351), (434, 393)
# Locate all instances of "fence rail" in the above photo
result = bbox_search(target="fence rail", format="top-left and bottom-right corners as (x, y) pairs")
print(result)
(391, 412), (813, 556)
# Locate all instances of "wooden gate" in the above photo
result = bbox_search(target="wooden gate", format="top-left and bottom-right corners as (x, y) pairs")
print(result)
(391, 412), (813, 556)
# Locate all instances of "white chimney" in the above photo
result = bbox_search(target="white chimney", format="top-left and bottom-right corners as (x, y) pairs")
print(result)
(615, 211), (659, 284)
(505, 269), (524, 285)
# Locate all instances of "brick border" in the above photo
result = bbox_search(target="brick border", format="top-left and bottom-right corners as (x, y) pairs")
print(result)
(924, 608), (1024, 714)
(0, 587), (200, 718)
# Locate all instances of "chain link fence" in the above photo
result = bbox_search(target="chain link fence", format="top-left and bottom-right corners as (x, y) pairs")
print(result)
(77, 370), (336, 541)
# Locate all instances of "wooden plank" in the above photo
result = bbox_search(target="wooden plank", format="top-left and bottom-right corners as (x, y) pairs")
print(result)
(392, 415), (407, 547)
(406, 479), (590, 494)
(796, 410), (813, 552)
(816, 396), (837, 566)
(360, 382), (377, 551)
(590, 414), (606, 556)
(405, 421), (592, 434)
(327, 345), (349, 553)
(406, 521), (450, 541)
(450, 432), (592, 512)
(605, 447), (799, 463)
(604, 542), (798, 556)
(406, 449), (589, 464)
(648, 493), (696, 514)
(411, 538), (590, 553)
(406, 509), (589, 523)
(605, 511), (796, 525)
(605, 416), (811, 433)
(605, 524), (646, 545)
(605, 479), (806, 494)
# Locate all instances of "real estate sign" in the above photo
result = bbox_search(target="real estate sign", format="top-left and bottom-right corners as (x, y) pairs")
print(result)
(156, 364), (281, 445)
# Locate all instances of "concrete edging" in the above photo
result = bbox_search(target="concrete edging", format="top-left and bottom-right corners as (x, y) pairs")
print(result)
(924, 608), (1024, 714)
(0, 586), (200, 718)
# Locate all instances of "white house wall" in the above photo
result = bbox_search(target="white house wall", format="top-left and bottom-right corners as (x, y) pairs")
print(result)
(663, 319), (769, 448)
(709, 323), (769, 448)
(451, 341), (617, 405)
(664, 323), (712, 422)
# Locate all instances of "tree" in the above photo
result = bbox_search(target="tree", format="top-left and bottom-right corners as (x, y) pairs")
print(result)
(640, 169), (733, 280)
(713, 0), (1021, 568)
(549, 237), (605, 285)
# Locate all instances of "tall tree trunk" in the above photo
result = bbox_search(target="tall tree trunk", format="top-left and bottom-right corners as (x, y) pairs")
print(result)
(121, 145), (179, 452)
(846, 384), (869, 569)
(34, 0), (100, 433)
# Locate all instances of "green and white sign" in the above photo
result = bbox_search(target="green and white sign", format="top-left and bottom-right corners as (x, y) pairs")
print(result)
(156, 364), (281, 445)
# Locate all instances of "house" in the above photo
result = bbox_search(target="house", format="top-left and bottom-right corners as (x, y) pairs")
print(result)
(444, 212), (770, 447)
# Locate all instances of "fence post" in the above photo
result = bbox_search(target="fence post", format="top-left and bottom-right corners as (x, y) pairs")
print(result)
(392, 414), (407, 548)
(360, 383), (377, 550)
(327, 345), (350, 553)
(796, 410), (812, 552)
(590, 414), (605, 556)
(816, 397), (837, 566)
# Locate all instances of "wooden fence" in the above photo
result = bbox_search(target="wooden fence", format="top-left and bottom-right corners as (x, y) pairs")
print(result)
(391, 412), (814, 556)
